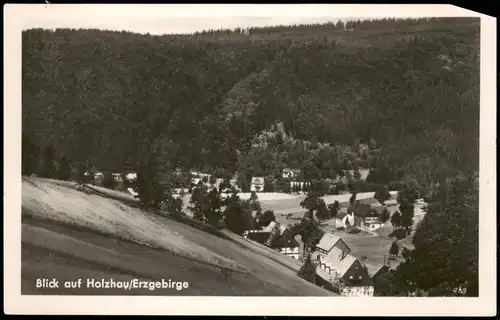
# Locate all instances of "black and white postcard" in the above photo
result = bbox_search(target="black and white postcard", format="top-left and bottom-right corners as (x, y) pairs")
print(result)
(3, 3), (497, 316)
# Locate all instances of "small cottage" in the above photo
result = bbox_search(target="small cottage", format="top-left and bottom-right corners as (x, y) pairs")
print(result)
(245, 231), (272, 245)
(250, 177), (265, 192)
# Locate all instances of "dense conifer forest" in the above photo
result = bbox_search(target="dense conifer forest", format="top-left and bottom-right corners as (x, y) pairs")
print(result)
(22, 17), (479, 187)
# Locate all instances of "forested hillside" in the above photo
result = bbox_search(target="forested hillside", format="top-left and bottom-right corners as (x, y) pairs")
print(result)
(22, 17), (479, 190)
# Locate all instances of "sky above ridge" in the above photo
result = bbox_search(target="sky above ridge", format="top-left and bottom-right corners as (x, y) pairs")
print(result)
(16, 4), (475, 36)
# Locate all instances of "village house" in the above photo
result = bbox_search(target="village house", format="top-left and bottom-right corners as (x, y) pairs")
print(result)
(189, 171), (215, 187)
(112, 173), (124, 189)
(125, 172), (137, 181)
(313, 233), (352, 262)
(346, 201), (385, 229)
(243, 222), (300, 260)
(371, 265), (395, 296)
(250, 176), (265, 192)
(272, 229), (300, 260)
(313, 234), (374, 296)
(93, 172), (104, 185)
(333, 211), (355, 229)
(282, 168), (302, 180)
(282, 168), (292, 179)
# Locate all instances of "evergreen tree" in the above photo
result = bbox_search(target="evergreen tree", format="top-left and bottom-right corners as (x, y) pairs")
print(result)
(42, 145), (56, 178)
(374, 185), (391, 204)
(281, 180), (291, 193)
(189, 184), (208, 221)
(102, 171), (115, 189)
(389, 241), (400, 258)
(353, 169), (362, 180)
(57, 155), (71, 181)
(203, 188), (223, 226)
(263, 177), (275, 192)
(391, 211), (402, 228)
(209, 175), (217, 185)
(393, 174), (478, 296)
(328, 200), (340, 219)
(291, 217), (324, 254)
(238, 175), (250, 192)
(258, 209), (276, 227)
(297, 254), (317, 283)
(349, 192), (357, 204)
(135, 159), (166, 209)
(22, 135), (39, 175)
(399, 202), (415, 235)
(316, 201), (330, 221)
(266, 222), (281, 247)
(300, 190), (323, 220)
(224, 193), (255, 235)
(379, 207), (391, 223)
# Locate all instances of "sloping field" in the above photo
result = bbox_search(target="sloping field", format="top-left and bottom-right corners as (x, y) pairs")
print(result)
(22, 177), (334, 296)
(22, 177), (243, 272)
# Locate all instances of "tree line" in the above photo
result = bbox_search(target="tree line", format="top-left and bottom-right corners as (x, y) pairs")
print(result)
(23, 18), (478, 197)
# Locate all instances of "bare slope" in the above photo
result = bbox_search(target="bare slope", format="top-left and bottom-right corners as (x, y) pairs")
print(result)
(21, 177), (334, 296)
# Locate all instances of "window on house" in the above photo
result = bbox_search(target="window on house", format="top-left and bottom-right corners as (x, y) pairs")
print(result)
(349, 276), (353, 280)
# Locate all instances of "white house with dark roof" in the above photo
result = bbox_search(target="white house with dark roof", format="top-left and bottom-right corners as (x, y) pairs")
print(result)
(333, 211), (356, 229)
(250, 176), (265, 192)
(282, 168), (302, 180)
(282, 168), (292, 179)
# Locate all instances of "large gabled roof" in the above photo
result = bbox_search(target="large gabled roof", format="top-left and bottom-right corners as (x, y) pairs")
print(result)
(316, 233), (350, 252)
(323, 247), (357, 278)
